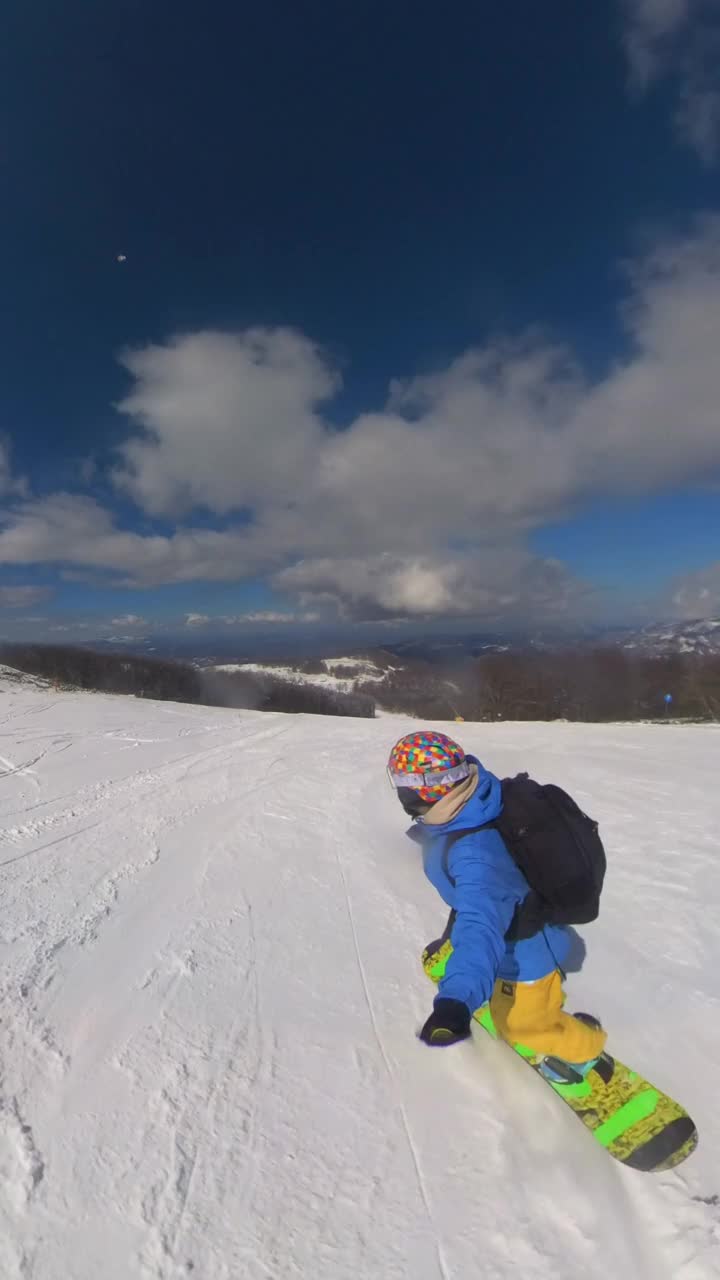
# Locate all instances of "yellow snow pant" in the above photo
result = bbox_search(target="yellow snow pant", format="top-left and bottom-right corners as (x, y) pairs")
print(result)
(489, 971), (606, 1063)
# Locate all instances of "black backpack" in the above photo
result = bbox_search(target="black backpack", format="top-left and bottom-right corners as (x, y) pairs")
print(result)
(442, 773), (606, 942)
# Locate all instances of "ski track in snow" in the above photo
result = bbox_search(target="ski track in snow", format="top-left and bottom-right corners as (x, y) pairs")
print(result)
(0, 678), (718, 1278)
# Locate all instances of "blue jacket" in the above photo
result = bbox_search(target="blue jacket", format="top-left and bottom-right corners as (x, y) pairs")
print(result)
(411, 756), (569, 1012)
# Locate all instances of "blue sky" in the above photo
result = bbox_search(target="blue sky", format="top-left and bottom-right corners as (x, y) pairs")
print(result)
(2, 0), (720, 645)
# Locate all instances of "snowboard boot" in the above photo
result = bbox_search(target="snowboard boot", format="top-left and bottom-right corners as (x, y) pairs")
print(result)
(538, 1012), (611, 1086)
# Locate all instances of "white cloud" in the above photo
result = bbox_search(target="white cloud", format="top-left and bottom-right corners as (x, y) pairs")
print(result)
(110, 614), (146, 626)
(622, 0), (720, 163)
(0, 494), (272, 586)
(276, 552), (588, 622)
(667, 560), (720, 616)
(623, 0), (692, 87)
(1, 220), (720, 622)
(114, 329), (338, 517)
(0, 585), (53, 608)
(79, 456), (98, 484)
(677, 75), (720, 164)
(0, 443), (13, 496)
(234, 611), (293, 624)
(0, 440), (28, 500)
(184, 610), (321, 627)
(226, 610), (321, 624)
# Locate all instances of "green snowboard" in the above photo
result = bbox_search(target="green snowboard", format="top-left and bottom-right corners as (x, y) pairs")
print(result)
(423, 940), (697, 1173)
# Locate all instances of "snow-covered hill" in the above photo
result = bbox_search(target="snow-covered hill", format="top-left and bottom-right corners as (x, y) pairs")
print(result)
(618, 619), (720, 656)
(0, 663), (53, 691)
(209, 654), (398, 694)
(1, 673), (719, 1280)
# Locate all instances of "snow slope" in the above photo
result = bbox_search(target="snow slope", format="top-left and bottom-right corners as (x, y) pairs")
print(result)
(0, 676), (719, 1280)
(0, 664), (52, 691)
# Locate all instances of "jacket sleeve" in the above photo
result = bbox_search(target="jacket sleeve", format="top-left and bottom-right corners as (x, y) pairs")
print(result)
(437, 829), (521, 1013)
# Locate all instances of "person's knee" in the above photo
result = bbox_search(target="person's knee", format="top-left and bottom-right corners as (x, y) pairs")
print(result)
(490, 971), (569, 1049)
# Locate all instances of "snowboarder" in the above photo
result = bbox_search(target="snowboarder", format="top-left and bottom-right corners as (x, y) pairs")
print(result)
(388, 730), (607, 1080)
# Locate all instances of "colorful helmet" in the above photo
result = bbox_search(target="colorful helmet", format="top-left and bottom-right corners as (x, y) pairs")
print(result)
(387, 730), (469, 804)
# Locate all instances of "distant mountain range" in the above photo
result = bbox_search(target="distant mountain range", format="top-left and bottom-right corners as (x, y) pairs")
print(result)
(377, 619), (720, 663)
(88, 616), (720, 665)
(609, 618), (720, 657)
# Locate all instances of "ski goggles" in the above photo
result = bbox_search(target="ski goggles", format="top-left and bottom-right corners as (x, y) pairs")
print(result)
(386, 760), (470, 791)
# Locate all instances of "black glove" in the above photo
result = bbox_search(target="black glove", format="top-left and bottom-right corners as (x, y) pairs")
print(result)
(419, 998), (471, 1046)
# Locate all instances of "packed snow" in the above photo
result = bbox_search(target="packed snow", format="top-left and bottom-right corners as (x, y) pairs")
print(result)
(0, 672), (719, 1280)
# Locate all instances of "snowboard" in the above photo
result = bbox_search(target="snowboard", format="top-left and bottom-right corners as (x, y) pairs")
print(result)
(422, 940), (697, 1173)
